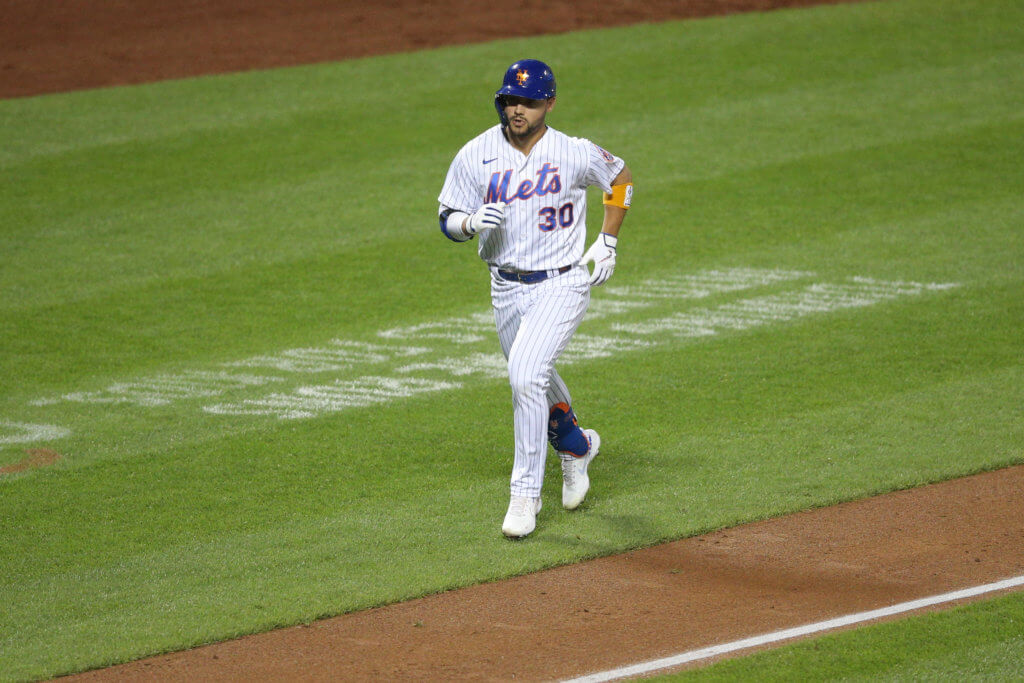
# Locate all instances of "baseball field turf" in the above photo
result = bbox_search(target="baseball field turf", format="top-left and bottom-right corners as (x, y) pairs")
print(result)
(1, 0), (1022, 678)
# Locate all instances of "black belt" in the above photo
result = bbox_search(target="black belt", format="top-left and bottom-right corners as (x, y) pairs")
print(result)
(497, 265), (572, 284)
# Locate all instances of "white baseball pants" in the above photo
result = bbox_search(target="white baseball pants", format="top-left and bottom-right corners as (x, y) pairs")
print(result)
(490, 265), (590, 498)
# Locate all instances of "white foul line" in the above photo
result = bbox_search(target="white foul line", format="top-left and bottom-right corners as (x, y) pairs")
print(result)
(564, 574), (1024, 683)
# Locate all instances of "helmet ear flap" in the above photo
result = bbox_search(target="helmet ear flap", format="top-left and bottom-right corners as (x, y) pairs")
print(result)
(494, 94), (510, 127)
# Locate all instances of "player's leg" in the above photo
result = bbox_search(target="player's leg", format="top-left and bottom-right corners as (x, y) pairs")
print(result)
(545, 362), (590, 454)
(532, 281), (598, 511)
(546, 369), (571, 407)
(547, 398), (589, 457)
(492, 276), (542, 537)
(492, 277), (521, 361)
(547, 367), (600, 510)
(505, 274), (589, 500)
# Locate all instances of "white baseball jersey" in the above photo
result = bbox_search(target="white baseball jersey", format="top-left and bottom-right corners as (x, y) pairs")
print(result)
(438, 124), (625, 271)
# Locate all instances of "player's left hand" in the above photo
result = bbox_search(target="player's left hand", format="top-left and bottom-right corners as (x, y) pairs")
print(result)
(579, 233), (617, 286)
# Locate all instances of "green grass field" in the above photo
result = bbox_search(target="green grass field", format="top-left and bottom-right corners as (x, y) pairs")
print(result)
(2, 0), (1022, 679)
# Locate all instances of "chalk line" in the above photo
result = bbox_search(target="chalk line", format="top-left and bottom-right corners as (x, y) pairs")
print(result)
(564, 574), (1024, 683)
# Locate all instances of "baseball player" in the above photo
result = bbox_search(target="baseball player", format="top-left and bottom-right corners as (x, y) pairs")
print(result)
(437, 59), (633, 538)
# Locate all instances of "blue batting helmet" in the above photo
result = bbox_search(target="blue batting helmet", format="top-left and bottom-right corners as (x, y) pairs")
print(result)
(494, 59), (556, 126)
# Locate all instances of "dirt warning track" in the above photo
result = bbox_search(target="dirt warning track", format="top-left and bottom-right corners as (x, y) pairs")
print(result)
(2, 0), (866, 99)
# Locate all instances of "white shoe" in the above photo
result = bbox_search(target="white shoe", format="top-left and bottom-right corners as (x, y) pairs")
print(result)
(561, 429), (600, 510)
(502, 495), (542, 538)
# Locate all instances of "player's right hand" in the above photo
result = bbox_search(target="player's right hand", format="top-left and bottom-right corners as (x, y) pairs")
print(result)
(466, 202), (507, 234)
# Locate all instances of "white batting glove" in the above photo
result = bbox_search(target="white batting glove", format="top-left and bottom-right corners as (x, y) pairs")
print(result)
(579, 233), (618, 286)
(465, 202), (507, 235)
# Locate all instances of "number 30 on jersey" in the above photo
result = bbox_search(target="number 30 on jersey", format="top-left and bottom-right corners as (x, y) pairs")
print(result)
(538, 202), (574, 231)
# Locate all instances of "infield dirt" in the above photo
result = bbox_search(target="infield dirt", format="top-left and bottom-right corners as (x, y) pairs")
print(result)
(5, 1), (1022, 680)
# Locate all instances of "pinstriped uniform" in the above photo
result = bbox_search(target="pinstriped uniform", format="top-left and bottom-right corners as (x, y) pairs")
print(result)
(439, 124), (625, 497)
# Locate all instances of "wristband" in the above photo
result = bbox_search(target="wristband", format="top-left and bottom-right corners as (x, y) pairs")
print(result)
(439, 209), (472, 242)
(602, 183), (633, 209)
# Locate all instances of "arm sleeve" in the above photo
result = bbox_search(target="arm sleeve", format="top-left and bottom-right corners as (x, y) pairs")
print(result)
(438, 147), (479, 214)
(583, 141), (626, 194)
(437, 146), (480, 242)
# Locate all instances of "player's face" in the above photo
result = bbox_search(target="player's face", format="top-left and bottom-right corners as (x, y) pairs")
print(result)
(503, 96), (554, 138)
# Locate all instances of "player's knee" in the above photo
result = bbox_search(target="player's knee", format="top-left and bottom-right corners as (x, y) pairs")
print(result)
(509, 371), (544, 399)
(507, 358), (548, 398)
(547, 403), (589, 456)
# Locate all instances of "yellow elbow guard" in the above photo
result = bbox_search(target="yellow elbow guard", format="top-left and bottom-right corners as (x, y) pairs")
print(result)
(603, 183), (633, 209)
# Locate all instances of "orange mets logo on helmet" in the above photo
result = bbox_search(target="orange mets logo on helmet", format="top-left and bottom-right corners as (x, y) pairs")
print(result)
(516, 69), (529, 86)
